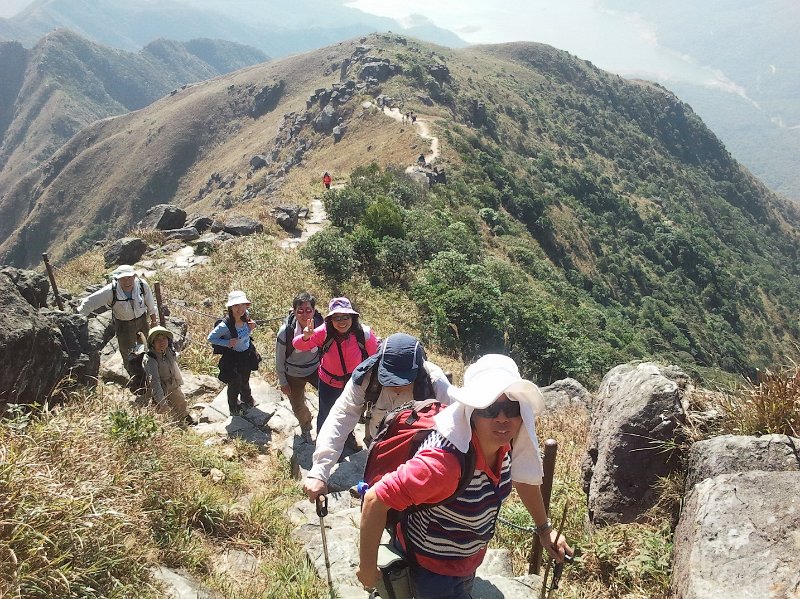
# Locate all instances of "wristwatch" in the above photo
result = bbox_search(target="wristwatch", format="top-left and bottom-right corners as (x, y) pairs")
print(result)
(535, 519), (553, 535)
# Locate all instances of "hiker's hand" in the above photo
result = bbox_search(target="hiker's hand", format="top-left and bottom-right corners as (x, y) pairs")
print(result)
(302, 322), (314, 340)
(356, 564), (381, 589)
(150, 315), (157, 326)
(228, 338), (237, 348)
(540, 528), (572, 563)
(280, 384), (291, 397)
(247, 318), (256, 331)
(303, 477), (328, 501)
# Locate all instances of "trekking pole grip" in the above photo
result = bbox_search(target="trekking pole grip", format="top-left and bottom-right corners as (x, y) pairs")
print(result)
(316, 494), (328, 518)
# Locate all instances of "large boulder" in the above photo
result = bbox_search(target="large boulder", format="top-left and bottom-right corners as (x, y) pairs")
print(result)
(581, 362), (688, 525)
(313, 104), (337, 133)
(272, 206), (299, 232)
(163, 227), (200, 242)
(685, 434), (800, 491)
(138, 204), (187, 230)
(103, 237), (148, 267)
(1, 267), (49, 308)
(671, 471), (800, 599)
(0, 276), (61, 403)
(250, 80), (285, 118)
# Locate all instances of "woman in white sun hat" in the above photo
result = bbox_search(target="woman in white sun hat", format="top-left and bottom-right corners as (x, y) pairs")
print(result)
(208, 290), (260, 416)
(357, 354), (572, 598)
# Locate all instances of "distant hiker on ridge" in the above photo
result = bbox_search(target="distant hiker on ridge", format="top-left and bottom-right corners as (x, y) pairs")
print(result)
(322, 171), (332, 189)
(78, 264), (157, 377)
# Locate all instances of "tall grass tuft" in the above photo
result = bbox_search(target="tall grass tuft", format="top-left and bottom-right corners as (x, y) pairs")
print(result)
(723, 365), (800, 436)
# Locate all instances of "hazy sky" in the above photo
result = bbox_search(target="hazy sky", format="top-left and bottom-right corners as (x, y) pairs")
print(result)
(346, 0), (745, 96)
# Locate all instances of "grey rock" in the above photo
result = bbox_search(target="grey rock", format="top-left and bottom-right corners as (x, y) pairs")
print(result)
(151, 566), (222, 599)
(222, 216), (263, 236)
(671, 471), (800, 599)
(163, 227), (200, 242)
(186, 216), (213, 233)
(1, 267), (50, 308)
(249, 155), (268, 170)
(314, 104), (337, 133)
(103, 237), (148, 267)
(251, 80), (285, 118)
(0, 276), (72, 404)
(417, 93), (434, 106)
(540, 378), (592, 412)
(582, 362), (688, 525)
(686, 434), (800, 491)
(272, 205), (299, 231)
(138, 204), (187, 231)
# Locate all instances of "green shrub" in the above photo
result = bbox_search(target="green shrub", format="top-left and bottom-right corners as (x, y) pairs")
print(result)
(300, 228), (356, 285)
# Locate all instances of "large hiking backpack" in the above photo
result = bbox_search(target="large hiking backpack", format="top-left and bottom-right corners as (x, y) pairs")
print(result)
(361, 400), (476, 528)
(282, 308), (324, 361)
(211, 316), (238, 355)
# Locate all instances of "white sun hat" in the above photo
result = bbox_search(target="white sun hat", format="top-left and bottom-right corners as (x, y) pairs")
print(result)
(225, 290), (251, 307)
(435, 354), (546, 484)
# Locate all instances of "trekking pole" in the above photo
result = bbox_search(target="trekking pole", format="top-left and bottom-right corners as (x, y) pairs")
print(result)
(42, 253), (65, 311)
(540, 500), (570, 599)
(315, 494), (335, 599)
(530, 438), (558, 573)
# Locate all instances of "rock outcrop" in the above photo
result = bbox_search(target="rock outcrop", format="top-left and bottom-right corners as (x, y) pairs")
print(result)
(582, 362), (688, 524)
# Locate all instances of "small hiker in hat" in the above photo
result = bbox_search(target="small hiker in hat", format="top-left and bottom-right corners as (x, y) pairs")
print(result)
(275, 291), (324, 443)
(208, 290), (260, 416)
(292, 296), (379, 433)
(356, 354), (572, 596)
(303, 332), (452, 501)
(77, 264), (157, 376)
(142, 326), (188, 423)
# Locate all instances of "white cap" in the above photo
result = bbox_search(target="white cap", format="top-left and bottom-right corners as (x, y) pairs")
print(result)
(111, 264), (135, 278)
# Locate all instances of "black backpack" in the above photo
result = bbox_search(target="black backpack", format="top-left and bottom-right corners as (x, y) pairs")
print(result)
(110, 278), (146, 308)
(282, 308), (325, 361)
(211, 316), (238, 355)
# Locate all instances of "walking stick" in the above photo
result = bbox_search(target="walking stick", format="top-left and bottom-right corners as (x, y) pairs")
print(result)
(316, 495), (336, 599)
(540, 500), (570, 599)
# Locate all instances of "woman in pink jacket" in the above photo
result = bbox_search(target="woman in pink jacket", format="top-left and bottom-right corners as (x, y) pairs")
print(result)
(293, 297), (379, 433)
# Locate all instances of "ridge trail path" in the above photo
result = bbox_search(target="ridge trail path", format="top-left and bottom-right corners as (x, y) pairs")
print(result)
(279, 105), (440, 250)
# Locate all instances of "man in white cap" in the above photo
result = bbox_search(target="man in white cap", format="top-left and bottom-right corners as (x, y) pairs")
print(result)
(357, 354), (572, 598)
(78, 265), (157, 376)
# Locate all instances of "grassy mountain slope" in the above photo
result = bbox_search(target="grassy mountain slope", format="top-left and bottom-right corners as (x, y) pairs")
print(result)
(2, 33), (799, 382)
(0, 28), (266, 196)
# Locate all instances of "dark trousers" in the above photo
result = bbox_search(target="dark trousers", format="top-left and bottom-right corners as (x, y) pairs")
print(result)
(317, 379), (344, 432)
(227, 368), (253, 409)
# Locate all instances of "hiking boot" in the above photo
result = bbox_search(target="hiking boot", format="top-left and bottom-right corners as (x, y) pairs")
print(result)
(301, 429), (313, 444)
(229, 404), (242, 417)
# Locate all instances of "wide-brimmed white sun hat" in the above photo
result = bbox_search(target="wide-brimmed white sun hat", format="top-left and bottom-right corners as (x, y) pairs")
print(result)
(447, 354), (545, 415)
(225, 290), (251, 307)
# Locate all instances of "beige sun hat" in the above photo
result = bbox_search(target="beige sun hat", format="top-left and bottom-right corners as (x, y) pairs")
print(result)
(225, 290), (251, 307)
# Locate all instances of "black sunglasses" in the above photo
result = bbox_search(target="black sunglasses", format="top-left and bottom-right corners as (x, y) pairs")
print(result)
(474, 400), (521, 419)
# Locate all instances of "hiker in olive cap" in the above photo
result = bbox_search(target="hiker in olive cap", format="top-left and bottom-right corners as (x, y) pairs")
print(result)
(303, 332), (452, 501)
(77, 264), (157, 376)
(142, 326), (188, 423)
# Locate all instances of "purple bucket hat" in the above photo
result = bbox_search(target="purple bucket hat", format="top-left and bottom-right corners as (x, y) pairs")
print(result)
(326, 297), (359, 318)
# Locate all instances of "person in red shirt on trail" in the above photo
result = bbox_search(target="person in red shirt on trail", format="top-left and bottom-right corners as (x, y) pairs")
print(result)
(322, 172), (332, 189)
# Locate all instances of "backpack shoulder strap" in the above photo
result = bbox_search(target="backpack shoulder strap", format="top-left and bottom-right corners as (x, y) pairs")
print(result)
(355, 324), (368, 360)
(284, 311), (296, 361)
(225, 317), (238, 339)
(110, 280), (117, 307)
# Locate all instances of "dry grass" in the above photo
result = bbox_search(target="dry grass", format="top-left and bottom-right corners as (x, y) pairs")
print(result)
(721, 365), (800, 437)
(493, 405), (674, 599)
(0, 384), (326, 599)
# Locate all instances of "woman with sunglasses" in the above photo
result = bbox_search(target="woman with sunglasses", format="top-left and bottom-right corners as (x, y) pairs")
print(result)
(293, 297), (379, 432)
(357, 354), (572, 599)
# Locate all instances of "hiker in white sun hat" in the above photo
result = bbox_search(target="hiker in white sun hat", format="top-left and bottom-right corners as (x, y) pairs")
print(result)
(77, 264), (157, 384)
(357, 354), (571, 598)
